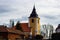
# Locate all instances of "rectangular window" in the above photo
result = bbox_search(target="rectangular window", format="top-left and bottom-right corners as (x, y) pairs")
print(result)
(32, 19), (34, 23)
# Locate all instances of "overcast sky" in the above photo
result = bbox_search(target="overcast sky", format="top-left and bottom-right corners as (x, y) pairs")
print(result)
(0, 0), (60, 29)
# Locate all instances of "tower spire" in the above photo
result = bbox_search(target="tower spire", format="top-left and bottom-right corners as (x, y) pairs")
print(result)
(29, 5), (38, 18)
(29, 5), (40, 36)
(33, 4), (35, 10)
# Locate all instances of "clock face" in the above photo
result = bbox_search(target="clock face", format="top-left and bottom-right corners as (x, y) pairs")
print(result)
(56, 29), (60, 33)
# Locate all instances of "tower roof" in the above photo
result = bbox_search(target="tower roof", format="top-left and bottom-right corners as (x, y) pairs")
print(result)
(56, 24), (60, 30)
(29, 6), (38, 18)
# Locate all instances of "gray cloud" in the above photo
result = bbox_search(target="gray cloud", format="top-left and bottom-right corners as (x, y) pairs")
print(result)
(40, 14), (57, 19)
(9, 16), (28, 22)
(0, 0), (60, 29)
(0, 5), (16, 13)
(21, 16), (28, 21)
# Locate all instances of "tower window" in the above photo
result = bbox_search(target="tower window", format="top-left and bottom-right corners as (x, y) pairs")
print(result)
(32, 19), (34, 23)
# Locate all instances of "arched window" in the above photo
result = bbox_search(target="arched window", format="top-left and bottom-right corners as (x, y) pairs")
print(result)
(32, 19), (34, 23)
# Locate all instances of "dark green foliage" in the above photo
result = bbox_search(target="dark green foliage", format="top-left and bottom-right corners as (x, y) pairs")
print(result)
(10, 19), (14, 27)
(16, 21), (22, 31)
(12, 20), (14, 27)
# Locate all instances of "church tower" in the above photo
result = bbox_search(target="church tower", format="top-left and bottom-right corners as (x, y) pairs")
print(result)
(29, 6), (40, 36)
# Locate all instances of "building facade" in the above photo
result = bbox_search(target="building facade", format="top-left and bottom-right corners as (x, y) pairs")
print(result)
(0, 25), (24, 40)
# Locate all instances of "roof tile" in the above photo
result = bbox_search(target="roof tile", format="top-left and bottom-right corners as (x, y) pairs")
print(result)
(20, 23), (31, 32)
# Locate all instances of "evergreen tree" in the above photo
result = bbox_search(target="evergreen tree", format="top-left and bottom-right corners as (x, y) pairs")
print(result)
(10, 19), (14, 27)
(12, 20), (14, 27)
(16, 21), (22, 31)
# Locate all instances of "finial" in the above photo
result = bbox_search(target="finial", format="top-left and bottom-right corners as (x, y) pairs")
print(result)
(33, 4), (36, 10)
(34, 4), (35, 7)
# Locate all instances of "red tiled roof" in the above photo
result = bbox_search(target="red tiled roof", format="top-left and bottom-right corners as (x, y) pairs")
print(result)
(0, 26), (8, 32)
(20, 23), (31, 32)
(7, 28), (24, 35)
(12, 26), (16, 30)
(0, 26), (24, 35)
